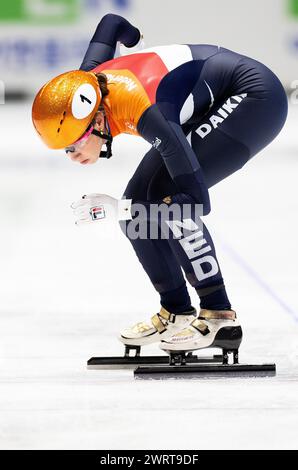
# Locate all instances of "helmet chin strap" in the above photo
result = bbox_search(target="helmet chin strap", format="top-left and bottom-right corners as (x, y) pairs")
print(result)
(91, 115), (113, 159)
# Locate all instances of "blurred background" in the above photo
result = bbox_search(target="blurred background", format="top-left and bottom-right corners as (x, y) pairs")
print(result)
(1, 0), (298, 94)
(0, 0), (297, 450)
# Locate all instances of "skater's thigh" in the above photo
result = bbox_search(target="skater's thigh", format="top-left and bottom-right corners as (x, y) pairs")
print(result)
(191, 92), (287, 188)
(190, 123), (249, 189)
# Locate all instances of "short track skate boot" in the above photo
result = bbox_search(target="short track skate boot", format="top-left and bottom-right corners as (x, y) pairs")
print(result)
(160, 309), (242, 363)
(119, 306), (197, 347)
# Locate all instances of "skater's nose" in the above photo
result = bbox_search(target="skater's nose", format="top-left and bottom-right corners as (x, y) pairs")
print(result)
(68, 152), (83, 162)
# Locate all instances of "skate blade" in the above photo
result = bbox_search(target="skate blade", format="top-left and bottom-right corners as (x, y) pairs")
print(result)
(87, 354), (223, 370)
(134, 363), (276, 379)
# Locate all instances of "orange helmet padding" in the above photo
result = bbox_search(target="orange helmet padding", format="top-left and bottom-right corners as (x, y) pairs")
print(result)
(32, 70), (102, 149)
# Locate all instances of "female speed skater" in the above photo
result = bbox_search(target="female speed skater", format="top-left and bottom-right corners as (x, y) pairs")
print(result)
(32, 14), (288, 359)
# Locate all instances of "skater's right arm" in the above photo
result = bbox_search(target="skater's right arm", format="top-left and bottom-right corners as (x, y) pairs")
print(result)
(80, 14), (141, 71)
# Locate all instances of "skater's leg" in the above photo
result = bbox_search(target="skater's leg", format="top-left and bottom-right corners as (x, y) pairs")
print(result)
(167, 207), (232, 311)
(121, 144), (233, 313)
(147, 157), (232, 312)
(120, 172), (233, 346)
(120, 147), (193, 314)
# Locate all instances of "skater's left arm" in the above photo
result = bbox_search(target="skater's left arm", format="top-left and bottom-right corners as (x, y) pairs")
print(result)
(80, 14), (142, 71)
(137, 60), (211, 215)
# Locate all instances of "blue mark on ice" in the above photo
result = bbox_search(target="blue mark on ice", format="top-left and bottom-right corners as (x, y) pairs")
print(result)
(219, 237), (298, 323)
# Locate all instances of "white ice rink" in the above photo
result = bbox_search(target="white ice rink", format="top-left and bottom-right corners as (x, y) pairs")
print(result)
(0, 101), (297, 450)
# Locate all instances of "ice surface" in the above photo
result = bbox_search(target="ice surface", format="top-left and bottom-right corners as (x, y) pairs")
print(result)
(0, 102), (297, 449)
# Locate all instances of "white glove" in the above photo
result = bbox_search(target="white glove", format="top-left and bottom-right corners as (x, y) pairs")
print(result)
(71, 193), (132, 225)
(120, 33), (145, 56)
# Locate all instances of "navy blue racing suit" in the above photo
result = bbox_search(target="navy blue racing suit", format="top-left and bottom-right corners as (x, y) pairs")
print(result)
(80, 14), (288, 313)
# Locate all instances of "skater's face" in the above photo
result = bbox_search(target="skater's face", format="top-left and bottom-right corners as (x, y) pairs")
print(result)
(65, 112), (107, 165)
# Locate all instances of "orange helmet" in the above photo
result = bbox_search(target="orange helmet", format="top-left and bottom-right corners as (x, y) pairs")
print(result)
(32, 70), (102, 149)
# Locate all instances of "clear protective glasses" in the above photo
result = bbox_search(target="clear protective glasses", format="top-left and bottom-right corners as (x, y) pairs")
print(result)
(65, 123), (94, 154)
(65, 114), (113, 159)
